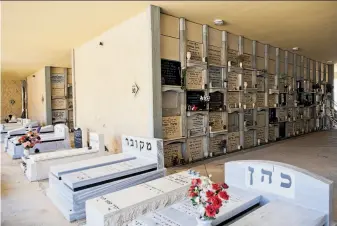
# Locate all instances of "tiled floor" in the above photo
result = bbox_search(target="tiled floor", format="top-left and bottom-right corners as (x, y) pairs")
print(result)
(1, 130), (337, 225)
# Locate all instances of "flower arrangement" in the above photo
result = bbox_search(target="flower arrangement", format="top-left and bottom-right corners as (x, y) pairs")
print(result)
(18, 129), (41, 150)
(188, 170), (229, 222)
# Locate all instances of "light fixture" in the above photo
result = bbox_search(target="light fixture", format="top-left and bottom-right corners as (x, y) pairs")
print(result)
(292, 47), (299, 51)
(327, 60), (333, 64)
(214, 19), (224, 26)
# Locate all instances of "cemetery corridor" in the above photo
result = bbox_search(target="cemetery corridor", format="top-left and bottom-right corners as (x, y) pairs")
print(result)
(0, 129), (337, 225)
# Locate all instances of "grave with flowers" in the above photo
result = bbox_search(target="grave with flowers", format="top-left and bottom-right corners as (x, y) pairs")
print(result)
(127, 160), (333, 226)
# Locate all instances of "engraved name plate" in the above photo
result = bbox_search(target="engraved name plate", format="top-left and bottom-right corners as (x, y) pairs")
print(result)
(256, 111), (266, 127)
(244, 130), (254, 148)
(186, 91), (207, 111)
(164, 143), (183, 167)
(243, 70), (252, 87)
(279, 108), (286, 121)
(209, 91), (224, 111)
(268, 75), (275, 89)
(268, 94), (276, 108)
(51, 98), (66, 110)
(161, 59), (181, 86)
(209, 135), (225, 155)
(287, 95), (294, 106)
(228, 112), (239, 132)
(52, 110), (66, 122)
(256, 93), (265, 108)
(187, 137), (204, 161)
(228, 49), (238, 65)
(227, 132), (239, 152)
(209, 112), (224, 132)
(187, 114), (205, 137)
(228, 72), (239, 90)
(241, 54), (252, 68)
(162, 116), (182, 139)
(186, 68), (203, 90)
(52, 88), (65, 97)
(244, 109), (254, 126)
(208, 45), (221, 66)
(256, 77), (265, 92)
(209, 67), (222, 88)
(51, 73), (65, 89)
(187, 40), (202, 62)
(228, 92), (240, 108)
(244, 93), (254, 108)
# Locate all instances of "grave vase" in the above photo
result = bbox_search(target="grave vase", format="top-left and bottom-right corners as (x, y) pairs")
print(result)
(196, 217), (212, 226)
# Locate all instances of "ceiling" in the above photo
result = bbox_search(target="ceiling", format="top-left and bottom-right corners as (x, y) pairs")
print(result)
(2, 1), (337, 79)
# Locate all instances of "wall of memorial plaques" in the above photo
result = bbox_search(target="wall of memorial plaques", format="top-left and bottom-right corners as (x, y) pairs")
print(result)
(157, 13), (331, 167)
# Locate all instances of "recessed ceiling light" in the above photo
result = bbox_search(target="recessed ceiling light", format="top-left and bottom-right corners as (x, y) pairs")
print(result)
(214, 19), (224, 26)
(292, 47), (299, 51)
(327, 61), (333, 64)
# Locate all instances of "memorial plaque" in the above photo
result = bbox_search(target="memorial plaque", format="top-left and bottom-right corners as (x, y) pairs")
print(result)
(287, 95), (294, 106)
(209, 67), (222, 88)
(228, 92), (240, 108)
(228, 71), (239, 90)
(162, 116), (182, 139)
(186, 68), (203, 90)
(287, 122), (294, 135)
(228, 113), (239, 132)
(256, 93), (265, 108)
(74, 128), (83, 148)
(209, 112), (224, 132)
(287, 108), (293, 118)
(228, 49), (239, 65)
(244, 109), (254, 126)
(227, 132), (239, 152)
(256, 77), (264, 92)
(256, 127), (265, 141)
(279, 108), (286, 121)
(52, 98), (66, 110)
(208, 45), (221, 65)
(164, 143), (183, 167)
(209, 135), (225, 155)
(187, 40), (202, 61)
(244, 130), (254, 148)
(269, 125), (277, 141)
(209, 91), (224, 111)
(52, 110), (66, 122)
(257, 112), (266, 127)
(186, 91), (207, 111)
(187, 114), (205, 137)
(268, 94), (276, 108)
(187, 137), (204, 161)
(243, 93), (254, 108)
(51, 73), (65, 89)
(243, 70), (252, 87)
(52, 88), (65, 97)
(161, 59), (181, 86)
(241, 54), (252, 68)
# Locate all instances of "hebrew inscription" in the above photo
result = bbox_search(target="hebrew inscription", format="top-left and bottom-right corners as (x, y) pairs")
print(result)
(209, 112), (224, 132)
(187, 40), (202, 62)
(164, 143), (183, 167)
(187, 137), (204, 161)
(209, 67), (222, 88)
(208, 45), (221, 66)
(256, 93), (265, 108)
(187, 114), (205, 137)
(51, 98), (67, 110)
(209, 135), (225, 155)
(162, 116), (181, 139)
(227, 132), (240, 152)
(186, 68), (203, 90)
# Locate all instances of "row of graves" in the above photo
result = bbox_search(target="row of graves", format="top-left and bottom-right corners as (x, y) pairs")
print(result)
(160, 18), (333, 169)
(0, 119), (333, 225)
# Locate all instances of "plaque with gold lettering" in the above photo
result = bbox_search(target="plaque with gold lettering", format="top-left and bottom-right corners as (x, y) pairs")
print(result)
(209, 91), (224, 111)
(208, 45), (221, 66)
(209, 67), (222, 88)
(162, 116), (182, 139)
(187, 114), (206, 137)
(164, 143), (183, 167)
(186, 68), (204, 90)
(161, 59), (181, 86)
(187, 137), (204, 161)
(186, 91), (207, 111)
(209, 112), (224, 132)
(187, 40), (202, 62)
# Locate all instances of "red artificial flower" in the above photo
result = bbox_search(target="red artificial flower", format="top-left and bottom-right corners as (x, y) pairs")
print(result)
(189, 191), (198, 197)
(206, 190), (214, 198)
(205, 205), (217, 218)
(221, 183), (229, 189)
(191, 178), (201, 186)
(218, 191), (229, 201)
(212, 183), (221, 191)
(208, 196), (222, 210)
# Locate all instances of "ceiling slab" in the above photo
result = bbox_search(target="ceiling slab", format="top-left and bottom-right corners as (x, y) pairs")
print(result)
(1, 1), (337, 79)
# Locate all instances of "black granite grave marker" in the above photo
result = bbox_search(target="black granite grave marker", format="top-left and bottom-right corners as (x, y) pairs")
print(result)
(209, 91), (224, 111)
(161, 59), (181, 86)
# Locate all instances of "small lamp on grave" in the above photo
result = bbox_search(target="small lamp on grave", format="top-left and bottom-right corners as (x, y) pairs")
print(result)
(187, 52), (192, 61)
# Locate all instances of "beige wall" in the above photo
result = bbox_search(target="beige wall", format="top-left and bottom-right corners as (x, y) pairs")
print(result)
(1, 78), (22, 121)
(27, 67), (47, 124)
(74, 7), (155, 152)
